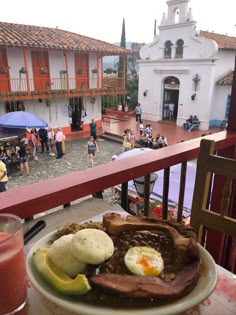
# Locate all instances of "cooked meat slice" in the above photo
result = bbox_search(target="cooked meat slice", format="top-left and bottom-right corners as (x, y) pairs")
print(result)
(90, 260), (200, 299)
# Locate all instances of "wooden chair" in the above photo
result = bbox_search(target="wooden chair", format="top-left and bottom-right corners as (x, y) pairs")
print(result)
(190, 139), (236, 245)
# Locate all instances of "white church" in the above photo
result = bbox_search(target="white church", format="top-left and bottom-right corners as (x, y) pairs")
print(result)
(138, 0), (236, 130)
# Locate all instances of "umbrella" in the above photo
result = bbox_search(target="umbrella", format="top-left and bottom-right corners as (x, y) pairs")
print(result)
(0, 111), (48, 129)
(117, 148), (153, 160)
(117, 148), (158, 197)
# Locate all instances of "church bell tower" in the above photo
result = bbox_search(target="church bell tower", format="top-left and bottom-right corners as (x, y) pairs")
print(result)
(166, 0), (192, 25)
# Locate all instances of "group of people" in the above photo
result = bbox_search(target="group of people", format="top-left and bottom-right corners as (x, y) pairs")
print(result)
(0, 119), (99, 190)
(117, 102), (129, 112)
(0, 126), (67, 190)
(24, 127), (66, 161)
(121, 121), (168, 152)
(183, 115), (200, 131)
(139, 124), (168, 149)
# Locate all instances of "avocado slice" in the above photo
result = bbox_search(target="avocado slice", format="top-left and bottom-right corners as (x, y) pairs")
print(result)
(33, 248), (91, 295)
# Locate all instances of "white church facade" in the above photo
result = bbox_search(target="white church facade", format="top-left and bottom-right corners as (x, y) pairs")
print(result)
(138, 0), (236, 130)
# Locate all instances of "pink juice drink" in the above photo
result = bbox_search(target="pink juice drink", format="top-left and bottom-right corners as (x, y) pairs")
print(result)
(0, 215), (27, 315)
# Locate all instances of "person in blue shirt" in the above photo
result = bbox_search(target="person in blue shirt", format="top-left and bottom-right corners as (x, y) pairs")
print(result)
(89, 119), (97, 140)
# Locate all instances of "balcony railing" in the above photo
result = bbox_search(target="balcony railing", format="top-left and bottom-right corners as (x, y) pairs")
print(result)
(1, 130), (236, 270)
(0, 77), (126, 100)
(0, 130), (235, 217)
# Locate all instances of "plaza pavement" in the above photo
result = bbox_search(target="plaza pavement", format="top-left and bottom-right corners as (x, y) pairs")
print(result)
(8, 137), (123, 191)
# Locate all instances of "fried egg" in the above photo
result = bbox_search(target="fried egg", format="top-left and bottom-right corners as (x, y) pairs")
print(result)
(124, 246), (164, 276)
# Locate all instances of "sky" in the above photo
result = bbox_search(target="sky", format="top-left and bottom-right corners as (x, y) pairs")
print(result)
(0, 0), (235, 44)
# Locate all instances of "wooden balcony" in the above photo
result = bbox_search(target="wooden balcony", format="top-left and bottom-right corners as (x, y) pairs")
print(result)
(0, 77), (126, 101)
(0, 130), (236, 271)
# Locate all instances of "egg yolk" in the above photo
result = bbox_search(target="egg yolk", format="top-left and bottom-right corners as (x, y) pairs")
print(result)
(136, 256), (160, 276)
(124, 246), (164, 277)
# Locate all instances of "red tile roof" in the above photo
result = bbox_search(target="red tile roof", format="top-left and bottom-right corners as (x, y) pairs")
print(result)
(216, 71), (234, 86)
(0, 22), (130, 55)
(200, 31), (236, 50)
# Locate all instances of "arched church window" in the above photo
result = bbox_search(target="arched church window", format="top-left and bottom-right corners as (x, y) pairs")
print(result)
(175, 39), (184, 58)
(164, 41), (172, 59)
(174, 9), (180, 24)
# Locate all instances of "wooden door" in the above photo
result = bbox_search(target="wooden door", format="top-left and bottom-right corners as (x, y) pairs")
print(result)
(70, 97), (82, 131)
(0, 48), (10, 93)
(31, 50), (50, 90)
(75, 53), (89, 89)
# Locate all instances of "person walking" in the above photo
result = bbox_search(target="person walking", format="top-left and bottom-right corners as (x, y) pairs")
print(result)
(89, 119), (97, 140)
(16, 137), (30, 176)
(87, 136), (99, 167)
(130, 130), (136, 149)
(0, 159), (8, 192)
(29, 130), (38, 160)
(139, 121), (144, 137)
(0, 144), (11, 177)
(122, 129), (131, 151)
(169, 102), (175, 120)
(47, 127), (56, 156)
(55, 127), (64, 159)
(61, 133), (66, 155)
(135, 103), (142, 123)
(38, 128), (49, 153)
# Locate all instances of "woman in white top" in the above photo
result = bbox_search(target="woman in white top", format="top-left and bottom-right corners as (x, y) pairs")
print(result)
(47, 127), (55, 156)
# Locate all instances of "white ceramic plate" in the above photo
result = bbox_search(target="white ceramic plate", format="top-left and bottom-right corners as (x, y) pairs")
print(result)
(26, 230), (217, 315)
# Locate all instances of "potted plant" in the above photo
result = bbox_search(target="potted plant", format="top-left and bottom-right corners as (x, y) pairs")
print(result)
(60, 70), (67, 75)
(91, 68), (98, 74)
(105, 68), (113, 74)
(40, 67), (48, 74)
(78, 68), (83, 75)
(0, 66), (8, 74)
(19, 67), (28, 74)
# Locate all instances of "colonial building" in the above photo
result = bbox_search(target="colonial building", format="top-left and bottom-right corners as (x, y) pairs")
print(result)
(0, 22), (130, 135)
(138, 0), (236, 130)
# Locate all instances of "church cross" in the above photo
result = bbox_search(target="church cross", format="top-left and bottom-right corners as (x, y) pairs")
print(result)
(193, 74), (201, 91)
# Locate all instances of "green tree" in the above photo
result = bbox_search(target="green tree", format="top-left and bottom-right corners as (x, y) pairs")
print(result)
(126, 43), (145, 108)
(118, 18), (126, 79)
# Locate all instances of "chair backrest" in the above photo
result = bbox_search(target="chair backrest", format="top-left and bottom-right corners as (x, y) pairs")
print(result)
(190, 139), (236, 244)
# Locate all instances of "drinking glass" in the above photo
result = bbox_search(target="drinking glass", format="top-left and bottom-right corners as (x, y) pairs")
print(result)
(0, 214), (27, 315)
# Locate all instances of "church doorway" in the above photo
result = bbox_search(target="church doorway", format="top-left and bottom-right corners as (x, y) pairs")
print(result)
(162, 77), (179, 120)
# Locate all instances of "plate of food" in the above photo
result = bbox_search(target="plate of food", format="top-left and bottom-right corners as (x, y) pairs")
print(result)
(26, 213), (217, 315)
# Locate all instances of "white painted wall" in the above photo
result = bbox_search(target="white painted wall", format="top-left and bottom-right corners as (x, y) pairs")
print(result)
(1, 47), (102, 130)
(138, 0), (234, 131)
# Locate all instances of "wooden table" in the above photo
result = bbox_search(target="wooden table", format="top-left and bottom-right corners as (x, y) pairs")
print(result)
(23, 208), (236, 315)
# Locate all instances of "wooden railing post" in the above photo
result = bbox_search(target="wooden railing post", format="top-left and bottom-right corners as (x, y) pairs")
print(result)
(162, 168), (170, 219)
(177, 161), (187, 222)
(144, 174), (151, 217)
(121, 182), (128, 211)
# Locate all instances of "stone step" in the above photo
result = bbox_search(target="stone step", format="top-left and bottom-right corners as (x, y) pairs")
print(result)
(100, 132), (142, 148)
(99, 133), (123, 144)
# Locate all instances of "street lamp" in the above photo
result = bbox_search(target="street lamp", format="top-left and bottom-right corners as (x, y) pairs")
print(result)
(133, 172), (158, 216)
(133, 173), (158, 197)
(117, 148), (158, 216)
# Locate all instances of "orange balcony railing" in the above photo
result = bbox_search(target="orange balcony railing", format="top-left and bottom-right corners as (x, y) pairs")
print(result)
(0, 76), (126, 100)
